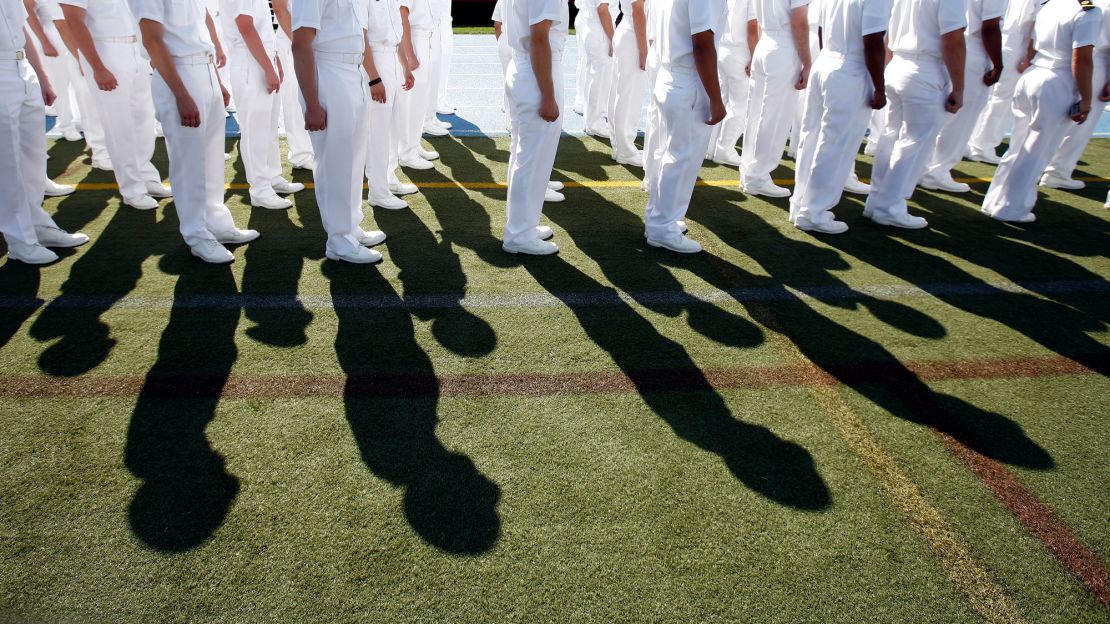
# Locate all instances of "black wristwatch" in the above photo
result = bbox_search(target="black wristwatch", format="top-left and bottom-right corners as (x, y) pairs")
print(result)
(368, 77), (382, 87)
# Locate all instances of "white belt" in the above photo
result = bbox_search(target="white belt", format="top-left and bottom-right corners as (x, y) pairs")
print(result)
(369, 42), (399, 52)
(658, 63), (698, 77)
(894, 50), (942, 62)
(173, 53), (214, 66)
(95, 35), (137, 43)
(315, 50), (364, 64)
(1032, 59), (1070, 71)
(3, 50), (26, 61)
(411, 29), (434, 38)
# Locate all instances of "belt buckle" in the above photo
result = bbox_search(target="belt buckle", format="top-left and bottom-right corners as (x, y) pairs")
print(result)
(16, 51), (25, 60)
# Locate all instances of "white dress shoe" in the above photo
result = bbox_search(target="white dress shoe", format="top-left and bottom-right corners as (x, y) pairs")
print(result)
(795, 216), (849, 234)
(326, 246), (383, 264)
(677, 220), (688, 234)
(742, 180), (792, 198)
(572, 103), (584, 115)
(272, 180), (305, 194)
(224, 153), (231, 161)
(544, 189), (565, 203)
(437, 105), (457, 115)
(712, 150), (742, 167)
(292, 158), (316, 171)
(585, 126), (610, 139)
(125, 195), (159, 211)
(547, 180), (564, 192)
(843, 177), (871, 195)
(422, 123), (449, 137)
(646, 234), (702, 253)
(45, 106), (58, 116)
(870, 212), (929, 229)
(62, 129), (83, 142)
(399, 157), (435, 170)
(389, 182), (419, 196)
(967, 148), (1001, 165)
(418, 148), (440, 161)
(863, 141), (878, 156)
(6, 240), (59, 264)
(370, 194), (409, 209)
(145, 182), (172, 198)
(214, 228), (261, 245)
(44, 180), (75, 197)
(918, 174), (970, 193)
(357, 230), (388, 247)
(35, 226), (89, 248)
(503, 238), (559, 255)
(190, 240), (235, 263)
(252, 193), (293, 210)
(614, 152), (645, 168)
(536, 225), (554, 241)
(91, 158), (114, 171)
(1039, 173), (1084, 190)
(435, 119), (452, 130)
(154, 123), (163, 138)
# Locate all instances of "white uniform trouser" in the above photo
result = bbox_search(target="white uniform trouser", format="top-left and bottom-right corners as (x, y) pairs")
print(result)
(82, 40), (162, 203)
(436, 13), (453, 109)
(707, 43), (750, 160)
(645, 67), (713, 240)
(864, 55), (949, 219)
(789, 54), (872, 225)
(0, 59), (59, 247)
(1045, 52), (1108, 179)
(982, 65), (1076, 220)
(151, 59), (237, 246)
(574, 9), (590, 110)
(303, 55), (368, 255)
(642, 49), (661, 187)
(366, 45), (402, 201)
(277, 31), (313, 166)
(608, 20), (648, 160)
(65, 51), (108, 161)
(582, 20), (613, 132)
(423, 20), (444, 125)
(33, 29), (78, 134)
(740, 31), (800, 187)
(925, 44), (992, 179)
(229, 45), (284, 200)
(398, 29), (432, 161)
(504, 53), (563, 245)
(968, 45), (1025, 153)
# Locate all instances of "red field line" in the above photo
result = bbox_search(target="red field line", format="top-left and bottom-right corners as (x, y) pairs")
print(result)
(0, 353), (1103, 400)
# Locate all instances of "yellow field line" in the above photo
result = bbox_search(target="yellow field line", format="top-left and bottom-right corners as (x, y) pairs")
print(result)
(745, 305), (1028, 622)
(59, 175), (1110, 193)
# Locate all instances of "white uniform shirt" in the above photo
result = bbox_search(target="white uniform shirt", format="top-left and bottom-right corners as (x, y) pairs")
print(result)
(1030, 0), (1101, 68)
(427, 0), (447, 21)
(220, 0), (275, 50)
(400, 0), (432, 30)
(888, 0), (967, 56)
(1095, 0), (1109, 55)
(587, 0), (611, 27)
(129, 0), (215, 56)
(0, 0), (27, 52)
(720, 0), (751, 47)
(503, 0), (568, 56)
(32, 0), (62, 38)
(818, 0), (892, 58)
(59, 0), (139, 38)
(966, 0), (1008, 38)
(753, 0), (808, 32)
(492, 0), (503, 23)
(1000, 0), (1040, 53)
(293, 0), (367, 53)
(617, 0), (639, 19)
(654, 0), (726, 70)
(366, 0), (401, 45)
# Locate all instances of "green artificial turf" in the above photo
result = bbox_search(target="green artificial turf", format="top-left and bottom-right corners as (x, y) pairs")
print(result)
(0, 135), (1107, 622)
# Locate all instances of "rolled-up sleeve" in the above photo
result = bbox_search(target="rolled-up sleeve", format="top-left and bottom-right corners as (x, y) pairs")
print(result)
(129, 0), (165, 23)
(861, 0), (892, 36)
(528, 0), (561, 26)
(1072, 7), (1101, 48)
(689, 0), (723, 35)
(292, 0), (322, 31)
(937, 0), (967, 35)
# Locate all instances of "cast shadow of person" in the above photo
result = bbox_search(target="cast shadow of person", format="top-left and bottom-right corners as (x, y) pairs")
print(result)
(409, 166), (518, 270)
(522, 255), (831, 511)
(374, 206), (496, 358)
(323, 261), (501, 555)
(29, 207), (175, 376)
(124, 252), (242, 552)
(686, 187), (1054, 471)
(0, 260), (42, 350)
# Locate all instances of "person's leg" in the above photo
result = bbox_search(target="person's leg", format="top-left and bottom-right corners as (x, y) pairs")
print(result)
(84, 44), (153, 204)
(709, 45), (749, 163)
(68, 53), (109, 163)
(923, 51), (991, 184)
(128, 50), (164, 187)
(436, 13), (454, 112)
(43, 43), (76, 135)
(152, 70), (212, 246)
(422, 21), (444, 128)
(310, 61), (364, 255)
(0, 64), (48, 247)
(504, 60), (562, 246)
(968, 48), (1021, 156)
(1043, 56), (1107, 182)
(277, 33), (314, 167)
(646, 72), (712, 242)
(397, 31), (431, 162)
(199, 65), (238, 237)
(583, 27), (612, 134)
(232, 50), (280, 202)
(366, 50), (401, 202)
(609, 24), (647, 162)
(740, 41), (798, 189)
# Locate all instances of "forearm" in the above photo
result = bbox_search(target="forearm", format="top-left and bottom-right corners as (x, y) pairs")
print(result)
(941, 31), (966, 93)
(205, 12), (224, 57)
(693, 36), (722, 103)
(272, 0), (293, 39)
(24, 3), (52, 50)
(863, 33), (886, 93)
(23, 29), (50, 84)
(53, 20), (80, 58)
(1073, 48), (1093, 107)
(362, 39), (380, 80)
(493, 21), (502, 39)
(747, 20), (758, 56)
(292, 31), (321, 108)
(633, 4), (647, 56)
(529, 37), (555, 100)
(981, 20), (1003, 72)
(141, 25), (190, 99)
(238, 22), (276, 73)
(598, 5), (615, 41)
(400, 9), (416, 62)
(789, 8), (811, 67)
(62, 9), (107, 69)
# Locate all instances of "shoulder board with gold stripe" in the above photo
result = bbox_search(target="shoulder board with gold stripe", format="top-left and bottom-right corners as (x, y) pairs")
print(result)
(1079, 0), (1094, 10)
